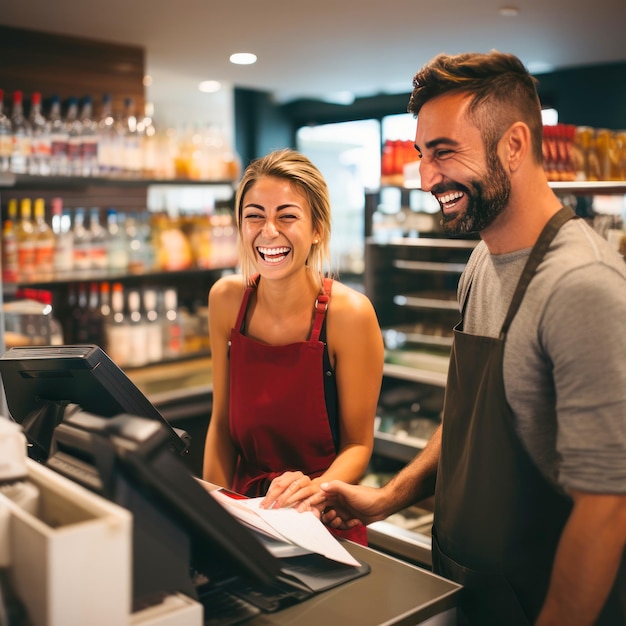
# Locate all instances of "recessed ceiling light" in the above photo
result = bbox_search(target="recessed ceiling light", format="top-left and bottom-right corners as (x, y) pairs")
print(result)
(230, 52), (257, 65)
(198, 80), (222, 93)
(498, 5), (520, 16)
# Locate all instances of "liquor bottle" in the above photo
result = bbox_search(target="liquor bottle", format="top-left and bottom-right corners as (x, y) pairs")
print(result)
(9, 90), (31, 174)
(161, 287), (182, 359)
(121, 97), (141, 176)
(65, 97), (82, 176)
(79, 96), (98, 177)
(126, 289), (149, 367)
(96, 94), (115, 176)
(106, 208), (128, 270)
(88, 207), (108, 270)
(33, 197), (55, 277)
(48, 95), (69, 176)
(51, 197), (74, 274)
(126, 212), (146, 273)
(15, 198), (36, 279)
(140, 102), (158, 176)
(72, 207), (92, 272)
(73, 283), (90, 343)
(0, 89), (12, 172)
(105, 282), (130, 366)
(1, 198), (19, 282)
(143, 288), (163, 363)
(28, 92), (51, 176)
(86, 282), (104, 346)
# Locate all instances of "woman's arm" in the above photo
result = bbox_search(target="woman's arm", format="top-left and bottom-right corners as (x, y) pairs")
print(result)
(202, 276), (242, 487)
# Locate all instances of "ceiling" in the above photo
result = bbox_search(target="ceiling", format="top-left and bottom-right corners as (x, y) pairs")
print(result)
(2, 0), (626, 109)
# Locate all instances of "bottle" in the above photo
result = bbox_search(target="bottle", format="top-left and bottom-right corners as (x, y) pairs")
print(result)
(88, 207), (108, 270)
(106, 208), (128, 270)
(15, 198), (36, 279)
(140, 102), (158, 176)
(73, 283), (90, 343)
(79, 96), (98, 177)
(105, 282), (131, 366)
(96, 93), (115, 176)
(72, 207), (92, 272)
(121, 97), (141, 176)
(161, 287), (182, 359)
(1, 198), (19, 282)
(65, 97), (82, 176)
(33, 197), (55, 277)
(9, 90), (31, 174)
(86, 282), (104, 346)
(28, 92), (51, 176)
(0, 89), (12, 172)
(126, 289), (149, 367)
(51, 198), (74, 274)
(143, 288), (163, 364)
(48, 95), (69, 176)
(126, 212), (145, 273)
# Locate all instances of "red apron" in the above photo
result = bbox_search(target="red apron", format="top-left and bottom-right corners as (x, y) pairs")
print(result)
(229, 277), (367, 545)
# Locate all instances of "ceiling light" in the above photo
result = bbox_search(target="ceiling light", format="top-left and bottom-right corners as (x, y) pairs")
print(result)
(198, 80), (222, 93)
(498, 5), (520, 16)
(143, 75), (153, 87)
(230, 52), (257, 65)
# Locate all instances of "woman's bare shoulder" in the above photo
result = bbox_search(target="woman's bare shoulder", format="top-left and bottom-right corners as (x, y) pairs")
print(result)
(328, 280), (377, 320)
(209, 274), (248, 314)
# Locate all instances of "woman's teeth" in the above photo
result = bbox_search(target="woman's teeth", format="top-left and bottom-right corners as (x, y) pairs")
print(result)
(257, 246), (291, 263)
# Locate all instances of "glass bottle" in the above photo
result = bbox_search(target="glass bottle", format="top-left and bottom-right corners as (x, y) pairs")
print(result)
(88, 207), (108, 271)
(105, 282), (131, 367)
(15, 198), (36, 279)
(1, 198), (19, 282)
(48, 95), (69, 176)
(106, 208), (129, 271)
(126, 289), (149, 367)
(143, 288), (163, 364)
(161, 287), (182, 359)
(33, 197), (55, 278)
(65, 97), (82, 176)
(9, 90), (31, 174)
(96, 93), (115, 176)
(0, 89), (12, 172)
(72, 207), (92, 272)
(79, 96), (98, 177)
(28, 92), (51, 176)
(52, 198), (74, 274)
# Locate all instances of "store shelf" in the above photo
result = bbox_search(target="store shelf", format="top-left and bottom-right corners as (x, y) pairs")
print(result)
(382, 363), (448, 387)
(393, 259), (467, 274)
(393, 293), (459, 312)
(549, 180), (626, 194)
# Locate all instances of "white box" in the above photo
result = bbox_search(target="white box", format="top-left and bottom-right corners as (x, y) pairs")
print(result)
(1, 459), (133, 626)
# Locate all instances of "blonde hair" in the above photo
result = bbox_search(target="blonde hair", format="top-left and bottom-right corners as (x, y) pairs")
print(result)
(235, 148), (332, 288)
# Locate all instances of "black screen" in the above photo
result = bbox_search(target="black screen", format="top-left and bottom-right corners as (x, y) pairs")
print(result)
(0, 344), (188, 459)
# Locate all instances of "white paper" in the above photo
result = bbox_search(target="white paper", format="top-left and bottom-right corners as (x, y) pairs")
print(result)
(210, 490), (360, 567)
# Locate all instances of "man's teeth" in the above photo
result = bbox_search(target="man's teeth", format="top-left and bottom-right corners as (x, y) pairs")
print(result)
(257, 246), (290, 263)
(439, 191), (464, 206)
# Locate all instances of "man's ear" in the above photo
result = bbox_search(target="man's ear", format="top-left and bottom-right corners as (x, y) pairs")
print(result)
(501, 122), (530, 172)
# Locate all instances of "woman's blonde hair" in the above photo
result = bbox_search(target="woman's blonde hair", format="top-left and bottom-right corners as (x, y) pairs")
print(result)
(235, 148), (332, 288)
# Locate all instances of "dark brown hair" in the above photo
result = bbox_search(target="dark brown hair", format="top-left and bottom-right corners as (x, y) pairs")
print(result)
(408, 51), (543, 163)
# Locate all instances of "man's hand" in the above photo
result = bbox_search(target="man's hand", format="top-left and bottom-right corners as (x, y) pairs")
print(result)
(316, 480), (388, 529)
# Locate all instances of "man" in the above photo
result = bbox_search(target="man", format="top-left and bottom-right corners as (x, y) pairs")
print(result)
(317, 51), (626, 625)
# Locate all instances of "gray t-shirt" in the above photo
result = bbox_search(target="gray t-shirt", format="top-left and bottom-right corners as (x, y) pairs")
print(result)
(458, 218), (626, 494)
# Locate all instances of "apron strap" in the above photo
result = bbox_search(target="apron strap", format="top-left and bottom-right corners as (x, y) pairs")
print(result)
(310, 277), (333, 342)
(500, 207), (576, 338)
(235, 274), (260, 333)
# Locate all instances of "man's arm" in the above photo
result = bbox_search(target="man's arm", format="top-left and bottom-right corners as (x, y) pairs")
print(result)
(319, 424), (441, 528)
(536, 490), (626, 626)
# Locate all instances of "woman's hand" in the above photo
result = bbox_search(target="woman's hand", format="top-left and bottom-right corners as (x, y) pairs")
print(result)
(259, 471), (318, 510)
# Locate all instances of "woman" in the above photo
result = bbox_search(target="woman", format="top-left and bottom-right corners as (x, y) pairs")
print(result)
(202, 148), (384, 545)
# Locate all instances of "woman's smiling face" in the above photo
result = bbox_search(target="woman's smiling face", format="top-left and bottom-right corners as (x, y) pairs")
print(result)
(240, 176), (320, 278)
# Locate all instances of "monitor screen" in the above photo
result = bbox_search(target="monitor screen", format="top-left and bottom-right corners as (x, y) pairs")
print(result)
(0, 344), (188, 460)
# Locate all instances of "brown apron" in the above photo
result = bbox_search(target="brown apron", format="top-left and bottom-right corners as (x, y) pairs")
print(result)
(433, 206), (626, 625)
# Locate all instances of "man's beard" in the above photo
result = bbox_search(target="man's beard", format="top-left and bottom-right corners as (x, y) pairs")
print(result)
(440, 151), (511, 236)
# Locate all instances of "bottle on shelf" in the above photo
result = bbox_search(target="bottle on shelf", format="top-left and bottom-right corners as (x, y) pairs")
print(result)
(9, 90), (31, 175)
(121, 97), (141, 176)
(105, 282), (131, 366)
(126, 212), (146, 273)
(143, 288), (163, 364)
(72, 207), (92, 272)
(126, 289), (149, 367)
(161, 287), (182, 359)
(106, 208), (129, 271)
(1, 198), (19, 282)
(33, 197), (55, 278)
(51, 197), (74, 274)
(28, 92), (51, 176)
(86, 281), (105, 347)
(65, 97), (82, 177)
(72, 283), (90, 343)
(88, 207), (108, 270)
(0, 89), (12, 172)
(96, 93), (116, 176)
(79, 96), (98, 177)
(15, 197), (36, 279)
(48, 95), (69, 176)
